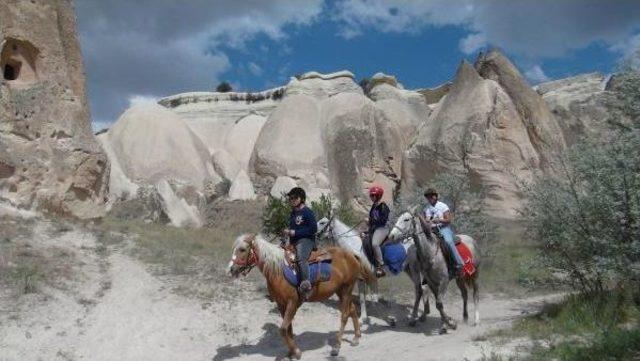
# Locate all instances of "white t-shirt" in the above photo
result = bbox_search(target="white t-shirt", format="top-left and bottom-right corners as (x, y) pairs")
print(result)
(423, 201), (450, 225)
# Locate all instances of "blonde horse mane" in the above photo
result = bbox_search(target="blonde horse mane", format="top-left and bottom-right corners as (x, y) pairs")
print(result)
(235, 233), (285, 277)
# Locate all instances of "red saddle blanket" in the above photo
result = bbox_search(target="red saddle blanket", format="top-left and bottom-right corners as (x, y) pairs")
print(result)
(455, 242), (476, 278)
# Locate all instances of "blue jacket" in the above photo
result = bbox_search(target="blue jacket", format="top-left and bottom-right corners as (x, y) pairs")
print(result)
(289, 205), (317, 243)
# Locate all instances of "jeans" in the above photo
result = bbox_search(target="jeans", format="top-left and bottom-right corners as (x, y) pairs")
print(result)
(371, 227), (390, 267)
(439, 225), (464, 268)
(294, 238), (315, 284)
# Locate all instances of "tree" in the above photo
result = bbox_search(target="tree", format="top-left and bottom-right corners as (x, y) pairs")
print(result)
(521, 69), (640, 294)
(216, 81), (232, 93)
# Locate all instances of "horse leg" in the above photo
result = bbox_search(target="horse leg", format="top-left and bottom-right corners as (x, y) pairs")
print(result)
(457, 277), (469, 324)
(349, 300), (361, 346)
(434, 288), (456, 334)
(331, 285), (354, 357)
(359, 280), (370, 325)
(408, 268), (423, 327)
(420, 287), (430, 322)
(472, 275), (480, 326)
(280, 301), (301, 359)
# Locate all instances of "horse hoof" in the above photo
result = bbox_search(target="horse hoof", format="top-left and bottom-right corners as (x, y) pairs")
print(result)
(290, 348), (301, 360)
(439, 327), (447, 335)
(449, 321), (458, 330)
(330, 347), (340, 356)
(408, 319), (417, 327)
(419, 314), (427, 322)
(352, 337), (360, 347)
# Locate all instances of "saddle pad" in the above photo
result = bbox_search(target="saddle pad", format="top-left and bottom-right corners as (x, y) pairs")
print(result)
(455, 242), (476, 278)
(382, 243), (407, 276)
(282, 261), (332, 287)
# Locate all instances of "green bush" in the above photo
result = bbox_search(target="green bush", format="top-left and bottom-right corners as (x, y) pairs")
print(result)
(335, 201), (362, 227)
(310, 194), (332, 220)
(216, 81), (232, 93)
(521, 70), (640, 294)
(262, 196), (290, 236)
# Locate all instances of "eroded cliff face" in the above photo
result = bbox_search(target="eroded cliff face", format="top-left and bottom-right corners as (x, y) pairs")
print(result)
(0, 0), (109, 218)
(405, 51), (567, 218)
(105, 49), (608, 220)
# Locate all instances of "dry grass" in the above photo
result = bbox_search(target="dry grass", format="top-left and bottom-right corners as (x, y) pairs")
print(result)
(95, 199), (267, 300)
(0, 216), (80, 296)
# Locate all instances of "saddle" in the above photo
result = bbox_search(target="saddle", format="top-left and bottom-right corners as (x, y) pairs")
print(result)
(433, 230), (475, 279)
(283, 245), (332, 269)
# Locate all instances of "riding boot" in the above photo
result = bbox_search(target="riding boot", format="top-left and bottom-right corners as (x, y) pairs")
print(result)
(298, 280), (312, 300)
(375, 265), (386, 278)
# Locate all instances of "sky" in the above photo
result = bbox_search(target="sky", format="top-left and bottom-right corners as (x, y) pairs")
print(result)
(74, 0), (640, 131)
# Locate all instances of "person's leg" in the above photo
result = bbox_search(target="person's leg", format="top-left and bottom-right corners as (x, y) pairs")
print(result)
(295, 238), (314, 295)
(371, 227), (389, 276)
(440, 226), (463, 268)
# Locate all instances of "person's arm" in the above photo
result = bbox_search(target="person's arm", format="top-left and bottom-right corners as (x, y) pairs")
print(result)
(440, 210), (452, 225)
(379, 203), (390, 226)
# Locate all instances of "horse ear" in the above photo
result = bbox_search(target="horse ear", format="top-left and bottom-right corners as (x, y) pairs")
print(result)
(408, 205), (419, 216)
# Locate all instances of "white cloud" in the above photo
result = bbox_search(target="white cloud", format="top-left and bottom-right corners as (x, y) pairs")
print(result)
(459, 33), (487, 54)
(334, 0), (640, 59)
(248, 62), (263, 76)
(76, 0), (323, 122)
(128, 95), (160, 107)
(524, 65), (550, 84)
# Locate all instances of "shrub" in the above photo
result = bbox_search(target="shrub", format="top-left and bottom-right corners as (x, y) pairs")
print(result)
(521, 70), (640, 294)
(216, 81), (232, 93)
(262, 196), (290, 236)
(310, 194), (332, 220)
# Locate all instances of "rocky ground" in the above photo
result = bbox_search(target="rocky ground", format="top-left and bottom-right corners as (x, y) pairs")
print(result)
(0, 217), (561, 361)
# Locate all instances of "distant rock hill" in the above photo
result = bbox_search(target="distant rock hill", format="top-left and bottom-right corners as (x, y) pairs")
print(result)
(0, 0), (109, 219)
(101, 51), (616, 223)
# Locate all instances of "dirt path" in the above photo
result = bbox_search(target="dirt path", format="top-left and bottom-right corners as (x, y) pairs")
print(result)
(0, 222), (558, 361)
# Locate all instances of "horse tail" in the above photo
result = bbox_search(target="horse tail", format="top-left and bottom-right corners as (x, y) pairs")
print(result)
(355, 253), (376, 286)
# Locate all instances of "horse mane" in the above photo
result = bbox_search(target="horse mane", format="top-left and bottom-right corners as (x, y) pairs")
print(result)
(330, 218), (374, 271)
(239, 233), (285, 277)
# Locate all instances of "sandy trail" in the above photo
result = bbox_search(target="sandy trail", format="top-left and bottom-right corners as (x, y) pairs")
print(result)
(0, 223), (556, 361)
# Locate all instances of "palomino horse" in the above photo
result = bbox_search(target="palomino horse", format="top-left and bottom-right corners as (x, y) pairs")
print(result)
(389, 212), (481, 333)
(228, 234), (375, 359)
(317, 217), (430, 326)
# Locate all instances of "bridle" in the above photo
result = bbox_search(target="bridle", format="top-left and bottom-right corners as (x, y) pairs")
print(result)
(231, 236), (260, 276)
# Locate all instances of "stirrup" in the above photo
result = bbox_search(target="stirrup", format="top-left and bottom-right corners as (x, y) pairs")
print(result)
(375, 266), (386, 278)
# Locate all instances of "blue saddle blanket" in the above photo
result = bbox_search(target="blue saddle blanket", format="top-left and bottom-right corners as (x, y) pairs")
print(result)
(382, 243), (407, 275)
(282, 261), (332, 287)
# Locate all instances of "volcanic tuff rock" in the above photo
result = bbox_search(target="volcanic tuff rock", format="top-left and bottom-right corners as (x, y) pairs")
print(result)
(0, 0), (109, 218)
(536, 72), (613, 145)
(405, 54), (565, 217)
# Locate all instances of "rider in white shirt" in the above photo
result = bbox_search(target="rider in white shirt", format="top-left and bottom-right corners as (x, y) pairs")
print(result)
(421, 188), (463, 276)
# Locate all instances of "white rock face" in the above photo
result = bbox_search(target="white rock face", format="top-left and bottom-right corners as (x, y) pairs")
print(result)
(107, 103), (221, 192)
(369, 82), (429, 146)
(405, 54), (565, 217)
(158, 88), (283, 155)
(251, 94), (326, 191)
(228, 170), (256, 201)
(223, 113), (267, 172)
(156, 180), (203, 228)
(536, 73), (612, 145)
(96, 132), (138, 202)
(286, 71), (362, 98)
(322, 92), (403, 207)
(211, 149), (241, 181)
(270, 176), (298, 198)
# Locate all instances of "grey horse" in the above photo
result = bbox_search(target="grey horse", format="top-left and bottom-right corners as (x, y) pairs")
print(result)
(317, 216), (430, 327)
(389, 211), (481, 332)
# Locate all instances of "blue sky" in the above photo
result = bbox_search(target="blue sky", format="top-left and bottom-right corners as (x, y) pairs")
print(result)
(75, 0), (640, 130)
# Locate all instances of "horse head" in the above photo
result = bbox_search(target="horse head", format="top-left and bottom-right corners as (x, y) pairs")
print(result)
(389, 211), (414, 241)
(228, 233), (258, 278)
(317, 217), (331, 235)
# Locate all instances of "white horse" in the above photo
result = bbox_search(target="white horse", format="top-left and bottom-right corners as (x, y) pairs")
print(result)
(317, 217), (430, 326)
(389, 212), (481, 331)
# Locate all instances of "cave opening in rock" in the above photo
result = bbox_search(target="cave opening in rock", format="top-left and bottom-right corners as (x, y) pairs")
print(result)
(1, 38), (38, 84)
(4, 63), (18, 80)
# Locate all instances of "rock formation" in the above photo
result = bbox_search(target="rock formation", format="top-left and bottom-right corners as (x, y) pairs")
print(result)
(405, 51), (566, 217)
(536, 73), (613, 145)
(0, 0), (109, 218)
